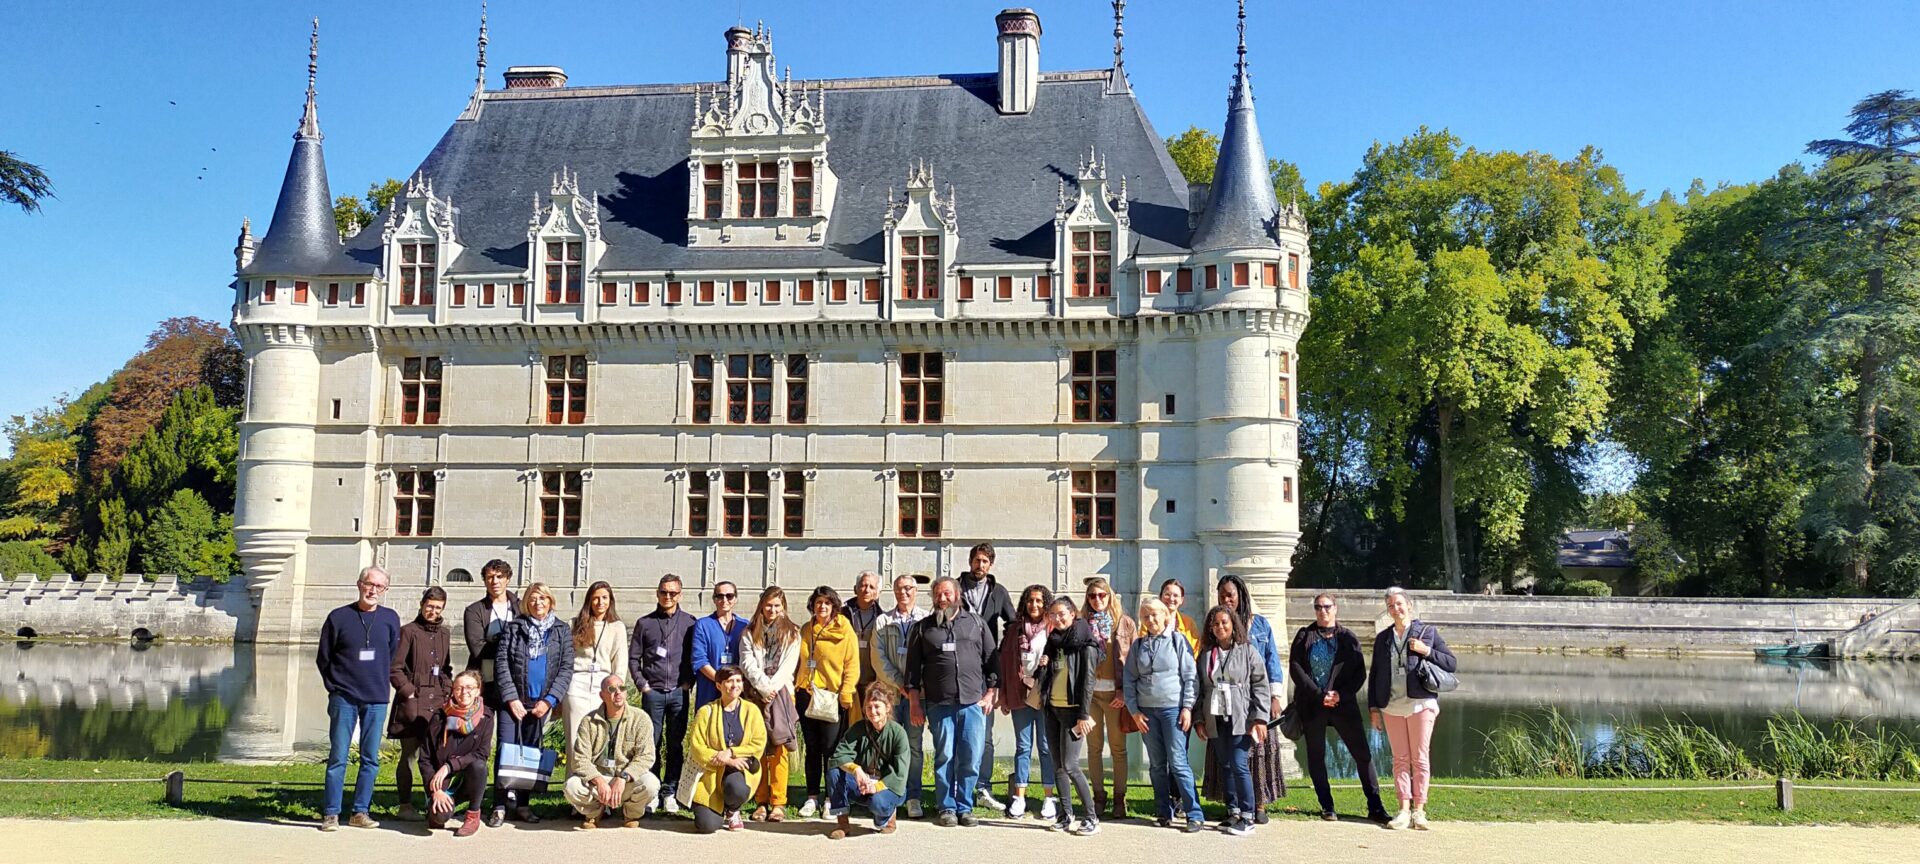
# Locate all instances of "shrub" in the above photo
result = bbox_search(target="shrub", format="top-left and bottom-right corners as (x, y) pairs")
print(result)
(0, 540), (60, 577)
(1559, 579), (1614, 597)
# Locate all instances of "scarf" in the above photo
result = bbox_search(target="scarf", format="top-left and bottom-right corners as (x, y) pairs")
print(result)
(527, 614), (557, 658)
(1020, 618), (1049, 653)
(1087, 609), (1114, 665)
(415, 612), (443, 633)
(441, 700), (482, 749)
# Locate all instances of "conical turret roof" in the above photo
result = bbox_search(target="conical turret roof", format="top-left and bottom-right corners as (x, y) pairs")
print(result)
(243, 20), (366, 276)
(1189, 1), (1279, 253)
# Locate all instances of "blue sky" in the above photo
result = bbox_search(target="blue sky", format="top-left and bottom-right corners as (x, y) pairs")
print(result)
(0, 0), (1910, 438)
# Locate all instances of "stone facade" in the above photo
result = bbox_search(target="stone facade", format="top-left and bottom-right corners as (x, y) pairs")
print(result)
(230, 8), (1309, 643)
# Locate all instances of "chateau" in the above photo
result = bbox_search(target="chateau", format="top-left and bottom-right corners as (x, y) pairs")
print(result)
(230, 4), (1310, 642)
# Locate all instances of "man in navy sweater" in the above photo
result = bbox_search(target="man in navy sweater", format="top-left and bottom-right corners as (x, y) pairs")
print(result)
(315, 566), (402, 831)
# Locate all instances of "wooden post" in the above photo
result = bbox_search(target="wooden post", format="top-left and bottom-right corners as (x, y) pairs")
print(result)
(1775, 776), (1793, 812)
(165, 770), (185, 807)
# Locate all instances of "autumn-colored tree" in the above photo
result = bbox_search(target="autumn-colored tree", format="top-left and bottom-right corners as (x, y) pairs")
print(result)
(86, 318), (239, 484)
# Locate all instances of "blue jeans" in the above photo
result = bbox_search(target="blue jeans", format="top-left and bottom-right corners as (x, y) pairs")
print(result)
(1010, 706), (1056, 789)
(324, 693), (388, 817)
(641, 689), (690, 790)
(827, 767), (906, 826)
(925, 701), (984, 814)
(1143, 706), (1202, 821)
(1208, 716), (1255, 818)
(893, 697), (925, 802)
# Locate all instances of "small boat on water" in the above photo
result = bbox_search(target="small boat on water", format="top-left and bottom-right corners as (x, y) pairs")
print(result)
(1754, 641), (1831, 660)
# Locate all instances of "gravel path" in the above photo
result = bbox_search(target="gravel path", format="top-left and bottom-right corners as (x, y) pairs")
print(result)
(7, 814), (1914, 863)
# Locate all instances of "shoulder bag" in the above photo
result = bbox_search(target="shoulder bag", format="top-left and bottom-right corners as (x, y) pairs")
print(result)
(1414, 624), (1459, 693)
(803, 628), (842, 723)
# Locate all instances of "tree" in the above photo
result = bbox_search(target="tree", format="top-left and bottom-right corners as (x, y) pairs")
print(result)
(0, 150), (53, 213)
(1165, 126), (1219, 185)
(1789, 90), (1920, 591)
(87, 318), (238, 484)
(0, 540), (61, 576)
(333, 178), (404, 238)
(137, 488), (235, 577)
(1304, 129), (1675, 592)
(91, 496), (131, 577)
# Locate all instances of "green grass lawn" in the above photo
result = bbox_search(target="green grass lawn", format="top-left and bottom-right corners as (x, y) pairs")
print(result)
(2, 759), (1915, 825)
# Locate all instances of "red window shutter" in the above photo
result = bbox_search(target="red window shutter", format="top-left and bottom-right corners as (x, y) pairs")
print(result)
(263, 280), (277, 302)
(698, 281), (716, 304)
(1289, 253), (1302, 289)
(293, 281), (310, 304)
(452, 283), (466, 306)
(1176, 269), (1193, 294)
(1233, 262), (1249, 287)
(996, 276), (1013, 300)
(326, 283), (340, 305)
(1263, 262), (1279, 287)
(797, 279), (815, 302)
(482, 283), (496, 305)
(634, 282), (650, 304)
(765, 279), (781, 303)
(1205, 265), (1218, 290)
(1146, 271), (1162, 295)
(863, 278), (881, 302)
(667, 281), (683, 304)
(1036, 274), (1052, 299)
(601, 282), (618, 304)
(730, 280), (747, 304)
(511, 283), (525, 305)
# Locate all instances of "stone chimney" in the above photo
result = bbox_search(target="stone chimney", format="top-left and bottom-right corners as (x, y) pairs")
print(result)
(995, 8), (1041, 115)
(503, 66), (567, 89)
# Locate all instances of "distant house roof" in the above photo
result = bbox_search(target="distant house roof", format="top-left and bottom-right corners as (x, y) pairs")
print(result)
(324, 70), (1193, 277)
(1558, 528), (1634, 569)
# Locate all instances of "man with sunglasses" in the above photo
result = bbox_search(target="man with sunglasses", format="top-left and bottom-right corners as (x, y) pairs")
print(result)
(631, 573), (698, 815)
(690, 581), (745, 710)
(1288, 593), (1389, 824)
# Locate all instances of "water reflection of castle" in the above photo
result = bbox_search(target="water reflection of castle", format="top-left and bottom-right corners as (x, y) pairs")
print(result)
(4, 646), (1917, 763)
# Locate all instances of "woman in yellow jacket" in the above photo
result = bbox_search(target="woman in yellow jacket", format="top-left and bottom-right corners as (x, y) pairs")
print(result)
(683, 666), (766, 833)
(795, 586), (861, 818)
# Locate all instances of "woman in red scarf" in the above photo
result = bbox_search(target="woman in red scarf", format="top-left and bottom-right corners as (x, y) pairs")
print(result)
(419, 670), (495, 836)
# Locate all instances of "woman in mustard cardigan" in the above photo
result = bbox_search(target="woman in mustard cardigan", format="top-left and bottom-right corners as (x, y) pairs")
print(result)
(683, 666), (767, 833)
(796, 586), (860, 818)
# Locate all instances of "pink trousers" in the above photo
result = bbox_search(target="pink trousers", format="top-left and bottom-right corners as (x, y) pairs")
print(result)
(1381, 707), (1438, 807)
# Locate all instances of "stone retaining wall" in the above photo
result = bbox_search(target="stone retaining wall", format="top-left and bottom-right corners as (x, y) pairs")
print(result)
(0, 574), (251, 642)
(1282, 589), (1905, 654)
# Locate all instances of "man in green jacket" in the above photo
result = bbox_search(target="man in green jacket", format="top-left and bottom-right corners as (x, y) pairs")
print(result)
(827, 683), (913, 839)
(565, 675), (660, 828)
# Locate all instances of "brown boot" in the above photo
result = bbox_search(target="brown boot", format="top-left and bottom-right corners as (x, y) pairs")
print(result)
(1108, 787), (1128, 821)
(830, 813), (852, 840)
(454, 811), (482, 837)
(580, 814), (598, 830)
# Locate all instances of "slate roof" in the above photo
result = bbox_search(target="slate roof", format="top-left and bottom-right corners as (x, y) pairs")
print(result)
(331, 70), (1194, 276)
(1558, 528), (1634, 569)
(244, 128), (367, 277)
(1189, 62), (1279, 252)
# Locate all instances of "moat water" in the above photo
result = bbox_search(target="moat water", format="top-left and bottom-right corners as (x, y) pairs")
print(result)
(4, 643), (1916, 778)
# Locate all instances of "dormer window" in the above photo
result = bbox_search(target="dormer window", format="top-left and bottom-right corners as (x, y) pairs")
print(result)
(793, 163), (814, 215)
(399, 242), (437, 305)
(703, 165), (724, 218)
(736, 162), (779, 218)
(1070, 230), (1112, 298)
(543, 241), (582, 304)
(899, 234), (940, 300)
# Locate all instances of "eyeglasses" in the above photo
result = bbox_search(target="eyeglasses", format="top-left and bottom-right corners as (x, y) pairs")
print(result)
(1313, 604), (1336, 610)
(658, 589), (682, 598)
(713, 592), (737, 601)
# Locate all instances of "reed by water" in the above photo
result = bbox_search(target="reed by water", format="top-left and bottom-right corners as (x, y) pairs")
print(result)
(1481, 709), (1920, 781)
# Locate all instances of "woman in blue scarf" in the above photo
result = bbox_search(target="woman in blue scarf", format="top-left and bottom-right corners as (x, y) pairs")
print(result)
(491, 581), (573, 825)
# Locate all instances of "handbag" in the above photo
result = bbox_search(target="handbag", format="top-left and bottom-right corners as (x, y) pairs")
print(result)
(1414, 625), (1459, 693)
(805, 688), (841, 723)
(1274, 700), (1305, 740)
(497, 741), (557, 791)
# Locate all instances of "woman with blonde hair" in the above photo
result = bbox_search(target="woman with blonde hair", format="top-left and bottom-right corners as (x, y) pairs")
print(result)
(1158, 578), (1202, 656)
(796, 585), (860, 818)
(1125, 597), (1202, 832)
(563, 581), (629, 752)
(491, 581), (572, 825)
(741, 585), (801, 821)
(1368, 587), (1458, 830)
(1079, 576), (1138, 820)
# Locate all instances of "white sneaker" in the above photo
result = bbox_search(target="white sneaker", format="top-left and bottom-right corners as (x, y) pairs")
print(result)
(905, 800), (924, 819)
(1410, 809), (1430, 830)
(1040, 797), (1058, 821)
(976, 788), (1006, 812)
(1388, 809), (1411, 830)
(1007, 796), (1026, 818)
(798, 797), (819, 819)
(661, 794), (680, 815)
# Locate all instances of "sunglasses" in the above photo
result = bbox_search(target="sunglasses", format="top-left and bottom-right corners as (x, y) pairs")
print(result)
(1314, 603), (1336, 610)
(714, 592), (737, 600)
(658, 589), (682, 598)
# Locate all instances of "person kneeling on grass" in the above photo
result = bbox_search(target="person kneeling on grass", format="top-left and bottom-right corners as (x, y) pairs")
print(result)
(565, 674), (661, 829)
(682, 666), (766, 833)
(419, 670), (494, 836)
(827, 683), (913, 839)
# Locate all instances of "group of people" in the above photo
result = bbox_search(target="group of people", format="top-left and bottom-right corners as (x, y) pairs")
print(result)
(313, 544), (1458, 838)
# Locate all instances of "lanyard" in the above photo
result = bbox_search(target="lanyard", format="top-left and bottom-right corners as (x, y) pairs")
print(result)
(355, 608), (374, 648)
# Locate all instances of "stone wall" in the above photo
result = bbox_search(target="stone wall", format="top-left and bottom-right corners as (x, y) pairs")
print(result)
(1, 574), (253, 642)
(1283, 589), (1905, 654)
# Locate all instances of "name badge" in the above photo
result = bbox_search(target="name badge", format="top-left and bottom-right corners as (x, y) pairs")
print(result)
(721, 652), (733, 664)
(941, 642), (957, 653)
(654, 646), (669, 658)
(358, 649), (376, 662)
(895, 645), (908, 655)
(590, 662), (603, 674)
(1209, 683), (1231, 716)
